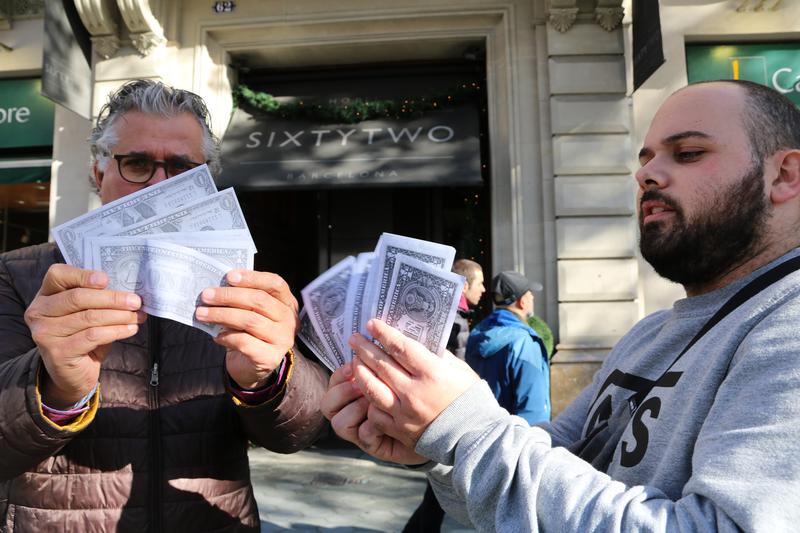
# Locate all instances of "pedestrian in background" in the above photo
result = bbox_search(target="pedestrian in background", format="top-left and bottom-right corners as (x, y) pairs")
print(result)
(466, 270), (550, 424)
(446, 259), (485, 360)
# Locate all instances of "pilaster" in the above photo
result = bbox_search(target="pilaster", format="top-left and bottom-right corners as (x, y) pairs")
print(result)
(542, 1), (634, 411)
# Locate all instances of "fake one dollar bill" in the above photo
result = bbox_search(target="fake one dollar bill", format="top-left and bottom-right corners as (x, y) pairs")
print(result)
(300, 256), (356, 369)
(115, 188), (255, 252)
(368, 233), (455, 334)
(98, 239), (231, 336)
(341, 252), (375, 361)
(52, 164), (217, 268)
(298, 309), (336, 372)
(84, 230), (256, 271)
(380, 255), (463, 356)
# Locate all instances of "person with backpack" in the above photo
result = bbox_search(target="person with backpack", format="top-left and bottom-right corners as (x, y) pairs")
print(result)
(465, 271), (550, 424)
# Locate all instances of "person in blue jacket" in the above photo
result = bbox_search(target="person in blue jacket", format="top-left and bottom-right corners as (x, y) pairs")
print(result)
(466, 270), (550, 423)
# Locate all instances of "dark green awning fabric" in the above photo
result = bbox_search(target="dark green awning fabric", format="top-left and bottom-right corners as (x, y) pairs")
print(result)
(0, 161), (51, 184)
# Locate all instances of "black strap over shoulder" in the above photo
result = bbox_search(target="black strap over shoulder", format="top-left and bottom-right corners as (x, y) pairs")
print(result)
(665, 254), (800, 373)
(571, 253), (800, 471)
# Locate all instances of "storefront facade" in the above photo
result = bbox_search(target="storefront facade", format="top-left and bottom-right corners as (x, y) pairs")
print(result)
(19, 0), (796, 413)
(0, 1), (94, 247)
(2, 0), (632, 412)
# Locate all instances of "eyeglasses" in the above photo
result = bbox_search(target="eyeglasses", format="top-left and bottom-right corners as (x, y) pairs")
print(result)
(113, 153), (205, 184)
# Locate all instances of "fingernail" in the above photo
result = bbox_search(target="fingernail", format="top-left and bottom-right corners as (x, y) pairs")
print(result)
(202, 288), (215, 302)
(127, 324), (138, 333)
(127, 294), (141, 308)
(342, 363), (352, 378)
(90, 272), (105, 286)
(227, 271), (242, 284)
(196, 307), (209, 319)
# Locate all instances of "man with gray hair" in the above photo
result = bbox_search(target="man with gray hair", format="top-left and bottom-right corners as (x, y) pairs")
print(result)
(0, 80), (328, 531)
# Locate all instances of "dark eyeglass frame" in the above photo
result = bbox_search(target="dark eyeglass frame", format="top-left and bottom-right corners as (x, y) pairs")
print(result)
(112, 153), (206, 184)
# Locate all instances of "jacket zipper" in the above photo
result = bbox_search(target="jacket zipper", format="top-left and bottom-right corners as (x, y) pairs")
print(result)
(148, 317), (162, 533)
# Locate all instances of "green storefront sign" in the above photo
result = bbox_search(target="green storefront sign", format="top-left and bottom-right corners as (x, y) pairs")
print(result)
(686, 43), (800, 106)
(0, 78), (55, 150)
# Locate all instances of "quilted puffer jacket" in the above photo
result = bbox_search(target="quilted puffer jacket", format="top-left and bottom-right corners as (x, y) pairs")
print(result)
(0, 243), (329, 532)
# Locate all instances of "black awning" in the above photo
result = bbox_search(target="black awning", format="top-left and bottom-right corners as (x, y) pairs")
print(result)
(218, 106), (483, 190)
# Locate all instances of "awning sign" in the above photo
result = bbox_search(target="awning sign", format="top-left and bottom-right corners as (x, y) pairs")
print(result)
(219, 106), (482, 190)
(686, 43), (800, 106)
(0, 79), (55, 150)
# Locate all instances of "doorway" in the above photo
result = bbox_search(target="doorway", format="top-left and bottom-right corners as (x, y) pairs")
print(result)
(237, 183), (490, 301)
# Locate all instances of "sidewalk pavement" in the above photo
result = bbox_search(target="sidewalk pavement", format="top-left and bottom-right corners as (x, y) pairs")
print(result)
(250, 437), (475, 532)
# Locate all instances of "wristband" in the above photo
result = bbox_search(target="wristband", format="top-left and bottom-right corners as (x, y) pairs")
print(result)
(42, 383), (99, 414)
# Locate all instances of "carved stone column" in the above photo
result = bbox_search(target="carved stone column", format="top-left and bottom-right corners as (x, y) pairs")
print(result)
(74, 0), (120, 59)
(548, 0), (580, 33)
(116, 0), (166, 56)
(595, 0), (624, 31)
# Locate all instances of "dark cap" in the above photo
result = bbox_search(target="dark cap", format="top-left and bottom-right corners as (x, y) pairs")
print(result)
(491, 271), (543, 306)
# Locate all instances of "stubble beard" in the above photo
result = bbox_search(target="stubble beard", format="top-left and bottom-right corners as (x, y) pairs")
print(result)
(638, 160), (772, 287)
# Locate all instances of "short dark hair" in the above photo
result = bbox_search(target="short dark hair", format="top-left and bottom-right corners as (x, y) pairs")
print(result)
(693, 80), (800, 162)
(452, 259), (482, 284)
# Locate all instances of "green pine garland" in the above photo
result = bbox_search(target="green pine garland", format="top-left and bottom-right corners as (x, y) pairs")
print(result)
(233, 82), (482, 124)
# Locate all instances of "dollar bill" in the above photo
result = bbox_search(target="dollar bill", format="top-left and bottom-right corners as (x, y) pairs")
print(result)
(369, 233), (455, 333)
(298, 309), (336, 372)
(85, 231), (256, 272)
(97, 240), (231, 336)
(115, 188), (256, 251)
(331, 317), (346, 355)
(381, 255), (463, 356)
(52, 164), (217, 268)
(301, 256), (356, 369)
(341, 252), (376, 361)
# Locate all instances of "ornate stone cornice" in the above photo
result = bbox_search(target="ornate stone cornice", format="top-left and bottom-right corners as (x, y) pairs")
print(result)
(549, 7), (580, 32)
(74, 0), (119, 57)
(130, 31), (166, 56)
(91, 34), (120, 59)
(116, 0), (165, 56)
(595, 6), (624, 31)
(74, 0), (117, 35)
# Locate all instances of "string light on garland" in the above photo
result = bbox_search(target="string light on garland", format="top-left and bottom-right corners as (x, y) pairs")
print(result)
(233, 82), (483, 124)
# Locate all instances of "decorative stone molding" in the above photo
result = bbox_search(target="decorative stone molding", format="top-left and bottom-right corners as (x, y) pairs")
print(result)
(91, 34), (120, 59)
(736, 0), (782, 11)
(74, 0), (119, 58)
(549, 7), (580, 32)
(116, 0), (165, 56)
(130, 30), (166, 56)
(594, 6), (624, 31)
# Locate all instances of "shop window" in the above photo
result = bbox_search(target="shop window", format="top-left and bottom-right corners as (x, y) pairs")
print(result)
(0, 182), (50, 253)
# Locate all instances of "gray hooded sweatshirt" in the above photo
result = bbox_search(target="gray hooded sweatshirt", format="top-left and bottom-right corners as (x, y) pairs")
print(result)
(417, 248), (800, 532)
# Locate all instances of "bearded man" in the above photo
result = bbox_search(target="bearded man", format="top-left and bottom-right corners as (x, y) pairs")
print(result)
(321, 80), (800, 531)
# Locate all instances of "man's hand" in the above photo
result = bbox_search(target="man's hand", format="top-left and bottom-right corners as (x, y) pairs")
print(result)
(321, 364), (426, 465)
(24, 264), (144, 409)
(350, 319), (480, 449)
(196, 270), (298, 389)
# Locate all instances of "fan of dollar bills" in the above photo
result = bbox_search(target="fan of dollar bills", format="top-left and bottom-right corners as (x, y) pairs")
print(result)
(299, 233), (465, 372)
(52, 165), (257, 337)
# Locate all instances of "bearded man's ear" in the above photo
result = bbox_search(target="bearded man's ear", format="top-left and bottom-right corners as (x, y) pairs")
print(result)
(769, 149), (800, 205)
